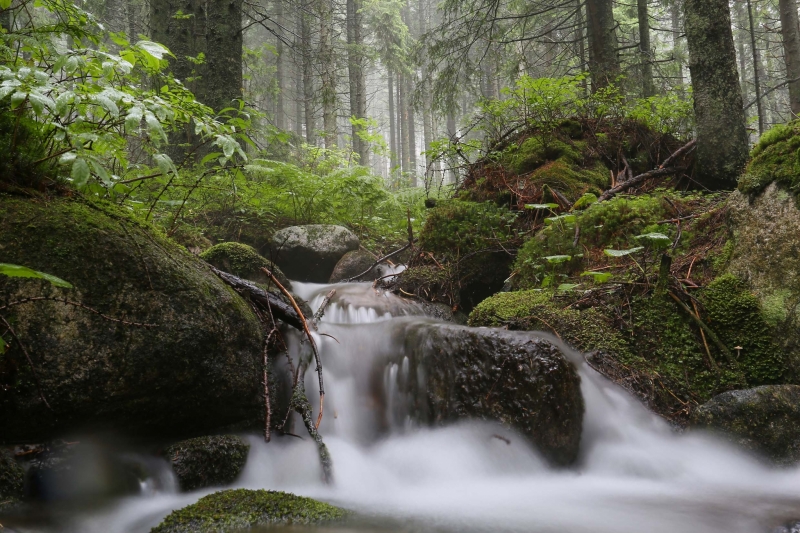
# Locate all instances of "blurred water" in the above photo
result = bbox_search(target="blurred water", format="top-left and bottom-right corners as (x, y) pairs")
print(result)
(12, 282), (800, 533)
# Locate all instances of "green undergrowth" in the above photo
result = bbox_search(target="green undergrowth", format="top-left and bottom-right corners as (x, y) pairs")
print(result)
(739, 120), (800, 201)
(151, 489), (346, 533)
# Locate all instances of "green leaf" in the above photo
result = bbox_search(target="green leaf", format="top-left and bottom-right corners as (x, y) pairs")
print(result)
(71, 158), (90, 187)
(557, 283), (580, 292)
(582, 271), (613, 283)
(636, 232), (671, 242)
(0, 264), (73, 288)
(135, 40), (170, 61)
(525, 203), (558, 210)
(125, 106), (143, 133)
(604, 247), (644, 258)
(544, 255), (571, 264)
(0, 0), (12, 10)
(545, 214), (576, 225)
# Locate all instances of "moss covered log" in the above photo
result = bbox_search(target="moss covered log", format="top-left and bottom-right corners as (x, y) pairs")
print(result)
(151, 489), (346, 533)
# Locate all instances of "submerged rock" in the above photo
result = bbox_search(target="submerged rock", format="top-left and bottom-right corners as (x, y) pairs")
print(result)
(199, 242), (291, 288)
(165, 435), (250, 492)
(395, 324), (583, 466)
(690, 385), (800, 465)
(151, 489), (346, 533)
(271, 225), (359, 283)
(0, 196), (264, 443)
(329, 249), (382, 283)
(0, 448), (24, 510)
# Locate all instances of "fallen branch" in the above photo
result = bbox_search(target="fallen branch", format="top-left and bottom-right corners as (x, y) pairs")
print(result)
(668, 291), (736, 367)
(313, 289), (336, 322)
(659, 139), (697, 169)
(261, 267), (325, 431)
(341, 241), (415, 283)
(288, 367), (333, 484)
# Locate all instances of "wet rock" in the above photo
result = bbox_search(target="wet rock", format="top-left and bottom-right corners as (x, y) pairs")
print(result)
(329, 249), (383, 283)
(690, 385), (800, 465)
(199, 242), (291, 289)
(395, 324), (583, 466)
(164, 435), (250, 492)
(0, 448), (24, 510)
(271, 225), (359, 283)
(0, 196), (264, 443)
(151, 489), (346, 533)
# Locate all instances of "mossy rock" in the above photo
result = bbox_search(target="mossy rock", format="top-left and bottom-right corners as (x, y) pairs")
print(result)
(0, 195), (264, 443)
(165, 436), (250, 492)
(200, 242), (291, 288)
(150, 489), (347, 533)
(739, 121), (800, 200)
(690, 385), (800, 465)
(0, 448), (23, 510)
(270, 225), (359, 283)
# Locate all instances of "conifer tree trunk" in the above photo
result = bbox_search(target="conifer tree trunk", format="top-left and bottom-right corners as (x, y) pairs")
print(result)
(585, 0), (619, 90)
(205, 0), (243, 114)
(294, 10), (304, 138)
(406, 75), (417, 185)
(747, 0), (765, 134)
(388, 70), (398, 173)
(300, 1), (315, 144)
(779, 0), (800, 116)
(734, 2), (750, 106)
(398, 73), (409, 175)
(671, 0), (684, 91)
(275, 0), (286, 131)
(638, 0), (654, 97)
(575, 0), (588, 94)
(318, 0), (337, 149)
(684, 0), (749, 189)
(419, 0), (432, 181)
(346, 0), (368, 164)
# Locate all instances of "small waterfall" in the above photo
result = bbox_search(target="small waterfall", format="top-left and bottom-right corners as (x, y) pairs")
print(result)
(61, 281), (800, 533)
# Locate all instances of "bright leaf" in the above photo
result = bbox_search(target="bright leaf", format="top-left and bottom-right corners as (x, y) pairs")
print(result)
(0, 263), (73, 288)
(604, 247), (644, 258)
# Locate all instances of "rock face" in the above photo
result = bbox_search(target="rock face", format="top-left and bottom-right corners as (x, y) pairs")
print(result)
(0, 196), (264, 443)
(271, 225), (359, 283)
(690, 385), (800, 465)
(165, 435), (250, 492)
(151, 489), (346, 533)
(0, 448), (24, 510)
(329, 249), (381, 283)
(395, 324), (583, 466)
(199, 242), (291, 288)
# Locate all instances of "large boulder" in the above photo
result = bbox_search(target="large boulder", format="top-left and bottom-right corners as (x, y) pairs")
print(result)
(690, 385), (800, 465)
(0, 196), (264, 443)
(151, 489), (346, 533)
(329, 249), (382, 283)
(164, 435), (250, 492)
(271, 225), (359, 283)
(199, 242), (291, 288)
(394, 324), (583, 466)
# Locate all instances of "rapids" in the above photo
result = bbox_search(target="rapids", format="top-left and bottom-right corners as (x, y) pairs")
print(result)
(14, 282), (800, 533)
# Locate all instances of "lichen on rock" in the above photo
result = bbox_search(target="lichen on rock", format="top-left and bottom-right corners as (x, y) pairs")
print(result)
(150, 489), (346, 533)
(164, 435), (250, 492)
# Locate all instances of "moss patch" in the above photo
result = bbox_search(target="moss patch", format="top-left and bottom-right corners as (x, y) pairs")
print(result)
(200, 242), (290, 288)
(739, 121), (800, 200)
(164, 436), (250, 492)
(151, 489), (346, 533)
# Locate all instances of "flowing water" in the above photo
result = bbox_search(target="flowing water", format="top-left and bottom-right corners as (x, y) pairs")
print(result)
(9, 282), (800, 533)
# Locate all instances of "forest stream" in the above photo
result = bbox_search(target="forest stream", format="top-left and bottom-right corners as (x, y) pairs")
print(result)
(4, 281), (798, 533)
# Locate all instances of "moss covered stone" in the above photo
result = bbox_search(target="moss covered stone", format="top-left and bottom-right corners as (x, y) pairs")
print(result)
(270, 225), (359, 283)
(0, 448), (24, 510)
(151, 489), (346, 533)
(739, 121), (800, 199)
(690, 385), (800, 465)
(0, 195), (264, 443)
(200, 242), (291, 288)
(165, 436), (250, 492)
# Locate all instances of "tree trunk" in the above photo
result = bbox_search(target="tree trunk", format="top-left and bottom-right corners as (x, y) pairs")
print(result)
(346, 0), (368, 165)
(575, 0), (588, 94)
(734, 2), (750, 106)
(300, 1), (315, 144)
(275, 0), (286, 130)
(585, 0), (620, 90)
(127, 0), (137, 41)
(747, 0), (765, 134)
(407, 75), (417, 186)
(779, 0), (800, 116)
(398, 73), (409, 175)
(671, 0), (684, 92)
(419, 0), (433, 182)
(205, 0), (243, 114)
(684, 0), (749, 189)
(319, 0), (337, 149)
(388, 70), (398, 174)
(638, 0), (654, 97)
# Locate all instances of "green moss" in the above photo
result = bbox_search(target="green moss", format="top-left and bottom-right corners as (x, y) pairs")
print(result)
(739, 120), (800, 199)
(151, 489), (346, 533)
(468, 290), (629, 357)
(164, 435), (250, 492)
(700, 275), (785, 384)
(0, 448), (24, 509)
(199, 242), (290, 287)
(503, 137), (583, 175)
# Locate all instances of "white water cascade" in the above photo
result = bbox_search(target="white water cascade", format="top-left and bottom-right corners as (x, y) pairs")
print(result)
(46, 282), (800, 532)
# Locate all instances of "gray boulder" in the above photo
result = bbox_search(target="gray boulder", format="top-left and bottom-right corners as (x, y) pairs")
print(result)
(392, 324), (583, 466)
(329, 249), (381, 283)
(271, 225), (359, 282)
(0, 196), (264, 443)
(690, 385), (800, 465)
(165, 435), (250, 492)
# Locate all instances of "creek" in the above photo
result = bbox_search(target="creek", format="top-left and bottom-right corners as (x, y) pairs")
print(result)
(13, 282), (800, 533)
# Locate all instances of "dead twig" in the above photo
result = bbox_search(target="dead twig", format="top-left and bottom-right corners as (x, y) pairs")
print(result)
(313, 289), (336, 322)
(0, 297), (156, 327)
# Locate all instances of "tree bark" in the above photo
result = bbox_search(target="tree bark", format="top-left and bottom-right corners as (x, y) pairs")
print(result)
(585, 0), (620, 90)
(275, 0), (286, 131)
(388, 70), (398, 173)
(318, 0), (337, 149)
(779, 0), (800, 116)
(300, 0), (315, 144)
(734, 2), (750, 106)
(747, 0), (765, 134)
(671, 0), (684, 92)
(638, 0), (654, 97)
(205, 0), (243, 114)
(346, 0), (369, 164)
(407, 74), (417, 186)
(684, 0), (749, 189)
(398, 72), (409, 175)
(575, 0), (588, 94)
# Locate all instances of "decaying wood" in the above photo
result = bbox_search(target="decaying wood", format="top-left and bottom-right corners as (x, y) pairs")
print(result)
(599, 139), (696, 202)
(260, 267), (325, 431)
